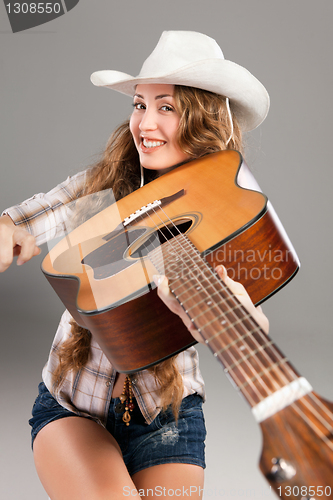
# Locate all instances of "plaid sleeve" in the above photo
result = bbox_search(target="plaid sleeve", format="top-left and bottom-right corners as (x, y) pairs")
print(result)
(2, 170), (87, 246)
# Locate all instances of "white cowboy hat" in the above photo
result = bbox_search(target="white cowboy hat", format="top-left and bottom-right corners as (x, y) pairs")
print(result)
(90, 31), (270, 132)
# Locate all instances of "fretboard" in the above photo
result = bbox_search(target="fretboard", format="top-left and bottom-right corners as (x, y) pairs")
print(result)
(149, 234), (299, 409)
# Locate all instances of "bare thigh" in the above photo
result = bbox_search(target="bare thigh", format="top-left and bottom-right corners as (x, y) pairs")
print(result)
(33, 416), (140, 500)
(132, 463), (205, 499)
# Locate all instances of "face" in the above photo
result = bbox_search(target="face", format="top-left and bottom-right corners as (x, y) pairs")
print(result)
(129, 84), (190, 175)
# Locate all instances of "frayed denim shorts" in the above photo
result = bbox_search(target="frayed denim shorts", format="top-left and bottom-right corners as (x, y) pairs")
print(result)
(29, 382), (206, 476)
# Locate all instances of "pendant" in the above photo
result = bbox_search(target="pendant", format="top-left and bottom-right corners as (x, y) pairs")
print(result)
(117, 375), (135, 425)
(122, 410), (131, 425)
(115, 402), (126, 414)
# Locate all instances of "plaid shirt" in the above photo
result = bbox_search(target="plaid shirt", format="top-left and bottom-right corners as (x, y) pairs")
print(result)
(3, 172), (205, 425)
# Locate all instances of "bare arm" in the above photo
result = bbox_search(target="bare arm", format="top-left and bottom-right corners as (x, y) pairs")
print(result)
(0, 215), (41, 272)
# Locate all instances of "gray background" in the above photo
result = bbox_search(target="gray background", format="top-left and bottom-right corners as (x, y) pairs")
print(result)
(0, 1), (332, 498)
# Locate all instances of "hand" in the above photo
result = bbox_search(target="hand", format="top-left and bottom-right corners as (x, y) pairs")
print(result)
(0, 215), (41, 272)
(154, 265), (269, 343)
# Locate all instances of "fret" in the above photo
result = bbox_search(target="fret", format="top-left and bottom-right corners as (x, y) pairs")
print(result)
(220, 340), (274, 371)
(235, 358), (291, 392)
(149, 234), (297, 407)
(218, 346), (277, 385)
(214, 333), (293, 389)
(175, 281), (227, 301)
(176, 293), (247, 327)
(190, 311), (249, 341)
(177, 293), (237, 318)
(222, 359), (271, 404)
(203, 314), (259, 342)
(194, 308), (255, 335)
(205, 329), (252, 350)
(218, 359), (261, 407)
(172, 270), (219, 288)
(183, 292), (244, 315)
(208, 323), (268, 352)
(200, 320), (263, 357)
(172, 281), (204, 295)
(175, 286), (205, 301)
(179, 290), (223, 310)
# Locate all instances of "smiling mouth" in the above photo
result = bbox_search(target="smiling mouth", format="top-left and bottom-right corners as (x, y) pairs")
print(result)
(141, 138), (166, 149)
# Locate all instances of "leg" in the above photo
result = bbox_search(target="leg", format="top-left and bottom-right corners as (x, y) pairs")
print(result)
(132, 463), (205, 499)
(33, 416), (140, 500)
(126, 394), (206, 499)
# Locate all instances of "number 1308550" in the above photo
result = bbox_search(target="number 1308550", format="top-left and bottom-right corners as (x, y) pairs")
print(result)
(6, 3), (61, 14)
(277, 485), (331, 497)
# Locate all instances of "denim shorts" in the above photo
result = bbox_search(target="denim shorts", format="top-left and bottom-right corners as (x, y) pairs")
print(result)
(29, 382), (206, 476)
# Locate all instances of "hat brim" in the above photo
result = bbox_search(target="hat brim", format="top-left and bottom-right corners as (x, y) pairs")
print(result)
(90, 59), (269, 132)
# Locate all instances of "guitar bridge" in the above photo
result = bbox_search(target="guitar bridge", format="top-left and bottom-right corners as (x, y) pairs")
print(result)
(123, 189), (185, 227)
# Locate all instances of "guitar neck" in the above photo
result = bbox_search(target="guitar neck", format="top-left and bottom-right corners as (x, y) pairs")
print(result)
(150, 234), (333, 498)
(150, 234), (307, 411)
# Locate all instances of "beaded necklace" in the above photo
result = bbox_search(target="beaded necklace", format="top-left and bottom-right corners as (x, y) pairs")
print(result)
(114, 376), (135, 425)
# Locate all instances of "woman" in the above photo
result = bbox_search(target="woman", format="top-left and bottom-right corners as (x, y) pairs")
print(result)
(0, 31), (269, 499)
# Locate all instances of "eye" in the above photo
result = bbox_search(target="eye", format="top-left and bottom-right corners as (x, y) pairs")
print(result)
(133, 102), (146, 110)
(160, 105), (174, 112)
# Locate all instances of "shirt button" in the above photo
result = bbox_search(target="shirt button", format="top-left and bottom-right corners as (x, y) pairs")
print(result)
(105, 381), (111, 387)
(131, 378), (137, 385)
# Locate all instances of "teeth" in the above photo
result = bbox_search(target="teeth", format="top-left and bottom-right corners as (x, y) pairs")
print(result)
(143, 139), (164, 148)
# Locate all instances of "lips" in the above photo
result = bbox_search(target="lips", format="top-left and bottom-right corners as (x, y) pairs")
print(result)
(143, 138), (165, 148)
(140, 137), (166, 152)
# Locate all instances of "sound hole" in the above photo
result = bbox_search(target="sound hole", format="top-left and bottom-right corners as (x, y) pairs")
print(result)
(79, 218), (194, 281)
(130, 219), (193, 259)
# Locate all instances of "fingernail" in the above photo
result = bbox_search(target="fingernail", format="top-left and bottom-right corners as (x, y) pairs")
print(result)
(153, 274), (164, 287)
(216, 264), (226, 272)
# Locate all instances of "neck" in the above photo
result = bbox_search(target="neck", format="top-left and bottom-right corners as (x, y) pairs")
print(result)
(149, 233), (300, 409)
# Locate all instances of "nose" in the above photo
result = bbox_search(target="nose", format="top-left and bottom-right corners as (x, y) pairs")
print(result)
(139, 107), (157, 132)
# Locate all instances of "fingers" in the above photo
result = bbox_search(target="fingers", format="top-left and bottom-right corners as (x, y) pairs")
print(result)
(153, 275), (183, 316)
(0, 218), (40, 272)
(0, 223), (16, 271)
(215, 265), (247, 296)
(153, 275), (205, 343)
(154, 265), (269, 343)
(215, 265), (269, 334)
(15, 230), (41, 266)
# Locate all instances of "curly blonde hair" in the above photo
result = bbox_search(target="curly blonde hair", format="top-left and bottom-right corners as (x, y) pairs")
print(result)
(52, 85), (243, 417)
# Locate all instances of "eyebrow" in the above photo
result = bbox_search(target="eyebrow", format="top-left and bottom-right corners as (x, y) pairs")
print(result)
(133, 93), (173, 100)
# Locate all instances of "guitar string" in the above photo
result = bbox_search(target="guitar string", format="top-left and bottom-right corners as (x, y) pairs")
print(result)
(123, 202), (333, 439)
(152, 206), (333, 436)
(148, 243), (274, 405)
(147, 205), (292, 386)
(291, 399), (333, 451)
(139, 204), (333, 436)
(202, 240), (333, 429)
(294, 395), (333, 436)
(151, 234), (287, 390)
(130, 210), (274, 405)
(305, 393), (333, 422)
(145, 206), (333, 445)
(142, 207), (287, 402)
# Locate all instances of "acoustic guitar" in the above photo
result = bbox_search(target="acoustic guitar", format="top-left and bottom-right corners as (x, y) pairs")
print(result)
(42, 150), (299, 372)
(42, 150), (333, 497)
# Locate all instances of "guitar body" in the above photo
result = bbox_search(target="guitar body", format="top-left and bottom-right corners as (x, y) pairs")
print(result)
(260, 393), (333, 498)
(42, 151), (299, 372)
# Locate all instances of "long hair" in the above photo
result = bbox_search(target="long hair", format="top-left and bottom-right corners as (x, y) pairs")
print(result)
(52, 85), (243, 417)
